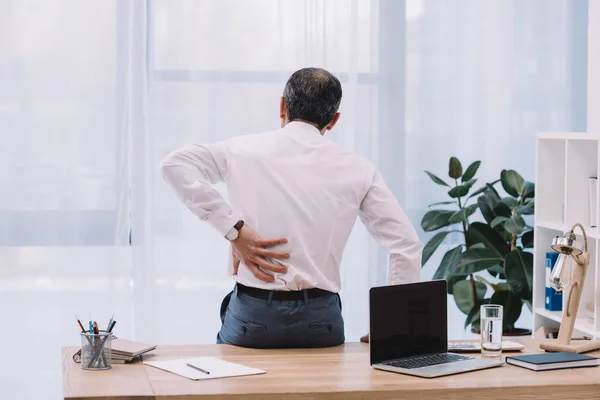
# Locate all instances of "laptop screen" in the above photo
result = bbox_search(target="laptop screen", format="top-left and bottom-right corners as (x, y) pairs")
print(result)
(369, 280), (447, 365)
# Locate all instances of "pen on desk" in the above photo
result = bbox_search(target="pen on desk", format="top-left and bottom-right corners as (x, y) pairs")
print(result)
(186, 363), (210, 375)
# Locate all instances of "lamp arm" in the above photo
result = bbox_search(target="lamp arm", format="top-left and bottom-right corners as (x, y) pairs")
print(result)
(570, 223), (588, 253)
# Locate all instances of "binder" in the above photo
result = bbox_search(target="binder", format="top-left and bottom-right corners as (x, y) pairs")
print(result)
(545, 252), (562, 311)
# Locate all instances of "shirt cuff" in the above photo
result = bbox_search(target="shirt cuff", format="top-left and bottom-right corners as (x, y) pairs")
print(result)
(207, 205), (240, 237)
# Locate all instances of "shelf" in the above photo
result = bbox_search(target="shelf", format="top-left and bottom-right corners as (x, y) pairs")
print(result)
(534, 307), (598, 337)
(535, 221), (565, 232)
(535, 221), (599, 239)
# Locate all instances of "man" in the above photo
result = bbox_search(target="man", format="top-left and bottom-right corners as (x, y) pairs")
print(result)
(161, 67), (422, 349)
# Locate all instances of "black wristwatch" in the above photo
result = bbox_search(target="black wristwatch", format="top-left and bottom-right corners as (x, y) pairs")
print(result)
(225, 220), (244, 241)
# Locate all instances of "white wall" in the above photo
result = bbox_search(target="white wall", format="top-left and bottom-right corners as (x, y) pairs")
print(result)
(589, 0), (600, 132)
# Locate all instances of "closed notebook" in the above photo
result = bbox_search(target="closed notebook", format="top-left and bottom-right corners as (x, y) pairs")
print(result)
(506, 352), (599, 371)
(111, 339), (157, 357)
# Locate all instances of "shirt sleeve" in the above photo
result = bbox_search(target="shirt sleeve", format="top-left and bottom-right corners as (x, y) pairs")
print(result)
(358, 170), (423, 285)
(160, 142), (239, 236)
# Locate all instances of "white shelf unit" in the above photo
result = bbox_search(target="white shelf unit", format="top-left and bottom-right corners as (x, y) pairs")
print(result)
(533, 133), (600, 338)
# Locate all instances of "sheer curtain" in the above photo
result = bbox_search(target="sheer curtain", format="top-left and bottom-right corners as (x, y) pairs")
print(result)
(411, 0), (588, 337)
(0, 1), (590, 399)
(0, 1), (135, 398)
(143, 0), (398, 344)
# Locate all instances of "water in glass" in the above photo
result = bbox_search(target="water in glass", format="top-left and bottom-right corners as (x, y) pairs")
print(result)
(481, 316), (502, 357)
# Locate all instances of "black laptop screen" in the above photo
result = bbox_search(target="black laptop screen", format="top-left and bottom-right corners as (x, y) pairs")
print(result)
(369, 280), (447, 365)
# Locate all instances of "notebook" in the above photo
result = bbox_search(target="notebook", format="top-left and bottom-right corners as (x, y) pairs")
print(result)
(144, 357), (266, 380)
(111, 339), (157, 358)
(506, 352), (599, 371)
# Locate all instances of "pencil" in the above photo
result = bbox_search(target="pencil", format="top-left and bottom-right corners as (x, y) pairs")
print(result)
(75, 316), (86, 333)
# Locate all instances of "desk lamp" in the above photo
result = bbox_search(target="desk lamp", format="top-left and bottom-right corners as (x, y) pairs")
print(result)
(540, 223), (600, 353)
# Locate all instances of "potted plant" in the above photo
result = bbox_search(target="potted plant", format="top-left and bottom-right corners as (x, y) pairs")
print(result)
(421, 157), (534, 334)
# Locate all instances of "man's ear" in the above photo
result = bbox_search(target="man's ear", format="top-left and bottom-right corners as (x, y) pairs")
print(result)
(280, 97), (286, 120)
(325, 112), (341, 131)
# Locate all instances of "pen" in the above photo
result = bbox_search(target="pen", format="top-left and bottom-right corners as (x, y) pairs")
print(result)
(76, 316), (94, 346)
(186, 363), (210, 375)
(106, 313), (114, 331)
(89, 319), (117, 368)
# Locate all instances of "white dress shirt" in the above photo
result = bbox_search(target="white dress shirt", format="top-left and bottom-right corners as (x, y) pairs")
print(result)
(161, 121), (422, 292)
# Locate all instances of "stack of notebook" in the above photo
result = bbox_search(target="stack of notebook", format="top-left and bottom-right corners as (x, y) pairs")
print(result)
(74, 338), (157, 364)
(110, 339), (157, 363)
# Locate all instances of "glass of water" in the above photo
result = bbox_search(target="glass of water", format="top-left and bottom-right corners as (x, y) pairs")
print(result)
(480, 304), (503, 358)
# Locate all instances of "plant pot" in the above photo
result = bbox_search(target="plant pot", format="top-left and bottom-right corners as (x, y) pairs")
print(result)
(471, 327), (531, 336)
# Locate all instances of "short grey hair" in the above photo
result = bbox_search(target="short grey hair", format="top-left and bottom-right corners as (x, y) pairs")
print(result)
(282, 68), (342, 130)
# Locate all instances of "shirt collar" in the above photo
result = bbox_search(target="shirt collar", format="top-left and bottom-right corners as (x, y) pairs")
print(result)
(284, 121), (322, 136)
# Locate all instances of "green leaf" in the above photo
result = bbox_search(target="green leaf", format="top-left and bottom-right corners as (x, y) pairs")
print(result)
(493, 201), (512, 218)
(428, 201), (457, 208)
(504, 248), (533, 301)
(462, 161), (481, 182)
(501, 197), (519, 209)
(504, 215), (526, 235)
(487, 264), (504, 277)
(453, 280), (487, 314)
(451, 248), (505, 276)
(490, 216), (509, 228)
(421, 210), (456, 232)
(448, 185), (470, 198)
(475, 275), (506, 292)
(477, 193), (499, 225)
(465, 179), (501, 202)
(432, 246), (463, 280)
(467, 186), (488, 200)
(464, 298), (491, 330)
(449, 157), (463, 179)
(447, 275), (468, 294)
(448, 204), (478, 224)
(425, 171), (450, 187)
(463, 178), (477, 189)
(521, 230), (534, 249)
(501, 170), (525, 197)
(523, 181), (535, 199)
(489, 290), (523, 331)
(422, 231), (451, 267)
(486, 181), (502, 199)
(466, 222), (510, 257)
(517, 202), (535, 215)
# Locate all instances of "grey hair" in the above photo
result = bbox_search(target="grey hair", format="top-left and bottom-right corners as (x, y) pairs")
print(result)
(282, 68), (342, 130)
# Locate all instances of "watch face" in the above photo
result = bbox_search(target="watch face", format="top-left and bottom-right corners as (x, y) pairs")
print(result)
(226, 228), (239, 241)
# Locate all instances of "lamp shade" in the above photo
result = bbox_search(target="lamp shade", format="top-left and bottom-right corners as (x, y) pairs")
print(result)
(549, 252), (575, 292)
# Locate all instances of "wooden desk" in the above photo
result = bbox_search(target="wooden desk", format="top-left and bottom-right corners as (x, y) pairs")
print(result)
(62, 339), (600, 400)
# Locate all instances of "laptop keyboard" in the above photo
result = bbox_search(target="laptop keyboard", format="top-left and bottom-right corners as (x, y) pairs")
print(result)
(383, 353), (473, 369)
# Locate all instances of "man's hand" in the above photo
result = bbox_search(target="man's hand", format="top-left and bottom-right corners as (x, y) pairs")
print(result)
(231, 225), (290, 282)
(360, 333), (369, 343)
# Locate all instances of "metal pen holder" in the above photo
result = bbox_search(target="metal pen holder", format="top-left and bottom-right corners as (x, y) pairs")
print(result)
(80, 331), (112, 370)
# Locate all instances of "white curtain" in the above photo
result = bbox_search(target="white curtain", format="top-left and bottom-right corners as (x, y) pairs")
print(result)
(143, 0), (393, 344)
(412, 0), (588, 337)
(0, 1), (588, 399)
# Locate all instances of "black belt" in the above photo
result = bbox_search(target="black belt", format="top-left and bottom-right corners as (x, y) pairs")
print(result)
(236, 283), (333, 301)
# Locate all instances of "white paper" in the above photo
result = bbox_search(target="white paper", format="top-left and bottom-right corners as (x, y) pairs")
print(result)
(144, 357), (266, 380)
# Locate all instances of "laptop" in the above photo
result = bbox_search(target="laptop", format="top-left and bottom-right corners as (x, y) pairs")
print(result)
(369, 280), (504, 378)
